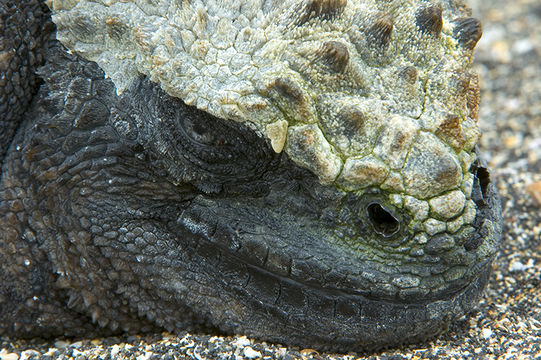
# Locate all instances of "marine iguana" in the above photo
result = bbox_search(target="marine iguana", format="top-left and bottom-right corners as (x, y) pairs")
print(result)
(0, 0), (501, 351)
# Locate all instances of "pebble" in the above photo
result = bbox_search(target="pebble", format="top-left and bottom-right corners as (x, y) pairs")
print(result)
(231, 336), (251, 348)
(508, 259), (535, 272)
(243, 346), (262, 359)
(0, 351), (18, 360)
(481, 328), (493, 340)
(526, 181), (541, 205)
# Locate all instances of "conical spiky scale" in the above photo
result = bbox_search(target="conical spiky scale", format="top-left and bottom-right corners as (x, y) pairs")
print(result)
(453, 17), (482, 49)
(366, 14), (394, 49)
(315, 41), (350, 73)
(416, 5), (443, 35)
(294, 0), (347, 25)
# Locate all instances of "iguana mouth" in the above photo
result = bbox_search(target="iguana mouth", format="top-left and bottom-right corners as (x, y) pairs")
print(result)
(158, 156), (499, 350)
(170, 153), (500, 305)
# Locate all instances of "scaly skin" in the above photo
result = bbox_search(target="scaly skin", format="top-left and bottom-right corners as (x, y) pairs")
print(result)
(1, 0), (501, 352)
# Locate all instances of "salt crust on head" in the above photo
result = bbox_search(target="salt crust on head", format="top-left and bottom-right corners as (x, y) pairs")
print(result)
(46, 0), (482, 219)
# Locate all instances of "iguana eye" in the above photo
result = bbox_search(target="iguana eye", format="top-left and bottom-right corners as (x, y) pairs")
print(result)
(163, 100), (280, 191)
(175, 109), (242, 166)
(180, 116), (226, 147)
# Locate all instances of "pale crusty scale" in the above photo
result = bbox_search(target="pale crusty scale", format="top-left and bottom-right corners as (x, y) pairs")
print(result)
(46, 0), (482, 220)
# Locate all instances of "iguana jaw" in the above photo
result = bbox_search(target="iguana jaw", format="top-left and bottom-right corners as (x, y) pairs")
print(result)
(173, 157), (500, 301)
(175, 200), (494, 349)
(164, 160), (500, 350)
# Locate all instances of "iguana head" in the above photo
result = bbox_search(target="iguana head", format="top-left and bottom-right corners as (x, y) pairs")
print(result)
(44, 0), (501, 350)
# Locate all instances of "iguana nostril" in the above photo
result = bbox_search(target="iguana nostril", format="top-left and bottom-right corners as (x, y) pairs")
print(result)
(476, 166), (490, 200)
(471, 162), (491, 207)
(366, 202), (400, 237)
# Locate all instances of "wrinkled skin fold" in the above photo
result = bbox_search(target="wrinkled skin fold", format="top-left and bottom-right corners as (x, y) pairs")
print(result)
(0, 0), (501, 352)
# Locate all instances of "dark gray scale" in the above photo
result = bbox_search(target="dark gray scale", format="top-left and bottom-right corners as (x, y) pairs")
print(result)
(105, 16), (129, 42)
(398, 66), (419, 84)
(264, 76), (314, 124)
(0, 0), (55, 161)
(268, 77), (305, 104)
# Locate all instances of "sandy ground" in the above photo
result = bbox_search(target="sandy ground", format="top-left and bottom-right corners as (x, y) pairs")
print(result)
(1, 0), (540, 359)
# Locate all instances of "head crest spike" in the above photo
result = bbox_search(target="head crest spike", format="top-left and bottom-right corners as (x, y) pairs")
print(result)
(415, 5), (443, 35)
(293, 0), (347, 25)
(453, 17), (483, 50)
(366, 14), (394, 48)
(315, 41), (350, 73)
